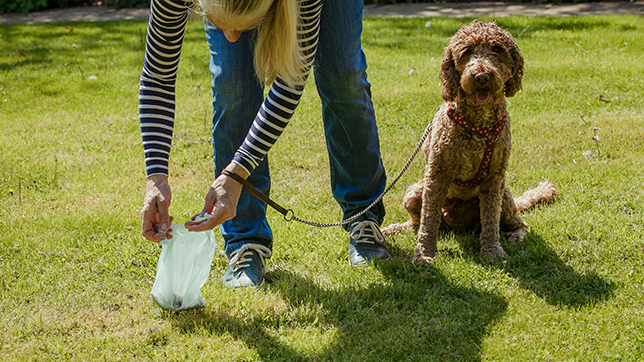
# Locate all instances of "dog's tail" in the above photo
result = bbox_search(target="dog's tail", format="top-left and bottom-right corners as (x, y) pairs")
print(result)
(514, 181), (557, 212)
(381, 220), (417, 236)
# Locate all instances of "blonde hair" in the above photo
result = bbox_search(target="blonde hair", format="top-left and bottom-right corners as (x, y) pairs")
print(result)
(193, 0), (304, 88)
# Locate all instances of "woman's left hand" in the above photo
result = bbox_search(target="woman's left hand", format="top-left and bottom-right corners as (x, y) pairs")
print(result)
(185, 163), (249, 231)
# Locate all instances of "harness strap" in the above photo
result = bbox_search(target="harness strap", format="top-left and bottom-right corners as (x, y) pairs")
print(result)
(447, 104), (507, 188)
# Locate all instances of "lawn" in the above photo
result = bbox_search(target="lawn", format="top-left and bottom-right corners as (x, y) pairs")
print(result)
(1, 13), (643, 361)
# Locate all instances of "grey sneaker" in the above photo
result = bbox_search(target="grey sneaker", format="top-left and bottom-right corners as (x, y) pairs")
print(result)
(222, 244), (272, 288)
(348, 220), (390, 266)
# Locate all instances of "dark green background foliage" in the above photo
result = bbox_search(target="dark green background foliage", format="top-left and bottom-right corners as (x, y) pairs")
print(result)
(0, 0), (146, 14)
(0, 0), (51, 13)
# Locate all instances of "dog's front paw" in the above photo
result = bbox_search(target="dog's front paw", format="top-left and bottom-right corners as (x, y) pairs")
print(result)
(480, 243), (508, 258)
(412, 244), (437, 264)
(504, 226), (528, 244)
(412, 252), (435, 264)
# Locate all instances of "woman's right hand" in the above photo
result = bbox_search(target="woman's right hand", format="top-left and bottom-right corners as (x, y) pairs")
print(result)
(140, 174), (174, 242)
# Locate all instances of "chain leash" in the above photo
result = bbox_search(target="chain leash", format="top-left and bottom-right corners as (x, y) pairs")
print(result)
(289, 117), (435, 227)
(224, 112), (437, 228)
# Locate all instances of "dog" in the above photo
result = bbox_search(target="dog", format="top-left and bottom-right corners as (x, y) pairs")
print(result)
(382, 20), (557, 263)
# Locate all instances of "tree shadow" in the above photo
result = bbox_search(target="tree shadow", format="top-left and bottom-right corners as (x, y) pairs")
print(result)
(450, 230), (615, 308)
(163, 306), (312, 361)
(501, 232), (615, 307)
(165, 248), (507, 361)
(0, 21), (152, 72)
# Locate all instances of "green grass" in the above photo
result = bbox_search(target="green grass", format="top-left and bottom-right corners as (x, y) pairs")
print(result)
(1, 14), (643, 361)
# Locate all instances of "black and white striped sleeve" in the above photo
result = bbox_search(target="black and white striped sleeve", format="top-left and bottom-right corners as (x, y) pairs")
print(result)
(139, 0), (189, 177)
(231, 0), (323, 174)
(139, 0), (323, 177)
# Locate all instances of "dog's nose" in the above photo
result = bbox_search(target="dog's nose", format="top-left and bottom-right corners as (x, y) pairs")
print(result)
(475, 73), (490, 85)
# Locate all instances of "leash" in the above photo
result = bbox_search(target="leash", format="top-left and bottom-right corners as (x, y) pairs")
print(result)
(223, 111), (438, 228)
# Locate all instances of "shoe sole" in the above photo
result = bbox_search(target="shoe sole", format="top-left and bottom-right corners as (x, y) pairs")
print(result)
(222, 276), (266, 289)
(348, 253), (390, 266)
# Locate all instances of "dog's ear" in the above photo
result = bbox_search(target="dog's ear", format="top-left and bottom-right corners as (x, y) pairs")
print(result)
(439, 47), (460, 102)
(504, 40), (524, 98)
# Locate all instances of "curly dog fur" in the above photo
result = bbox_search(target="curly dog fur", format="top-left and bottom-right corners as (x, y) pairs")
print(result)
(382, 20), (557, 263)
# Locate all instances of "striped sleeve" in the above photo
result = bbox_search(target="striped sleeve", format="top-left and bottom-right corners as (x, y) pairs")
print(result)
(139, 0), (323, 177)
(232, 0), (323, 174)
(139, 0), (189, 177)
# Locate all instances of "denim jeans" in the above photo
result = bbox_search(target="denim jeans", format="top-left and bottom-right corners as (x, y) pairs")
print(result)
(204, 0), (386, 258)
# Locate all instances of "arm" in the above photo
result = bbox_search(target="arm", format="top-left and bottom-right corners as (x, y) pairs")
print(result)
(139, 0), (189, 241)
(231, 0), (323, 174)
(186, 0), (323, 231)
(139, 0), (189, 176)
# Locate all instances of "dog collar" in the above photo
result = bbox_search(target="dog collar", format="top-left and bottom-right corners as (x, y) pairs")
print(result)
(447, 103), (507, 140)
(447, 103), (508, 188)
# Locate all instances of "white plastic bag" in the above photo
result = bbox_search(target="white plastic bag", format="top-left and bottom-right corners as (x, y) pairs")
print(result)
(150, 215), (216, 311)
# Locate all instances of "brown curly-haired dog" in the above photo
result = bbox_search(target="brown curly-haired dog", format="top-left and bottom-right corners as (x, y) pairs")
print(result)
(382, 20), (557, 263)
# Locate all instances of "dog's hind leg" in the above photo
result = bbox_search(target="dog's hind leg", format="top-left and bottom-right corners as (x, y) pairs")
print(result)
(402, 179), (424, 226)
(501, 187), (528, 244)
(380, 179), (424, 236)
(381, 220), (417, 236)
(502, 181), (557, 243)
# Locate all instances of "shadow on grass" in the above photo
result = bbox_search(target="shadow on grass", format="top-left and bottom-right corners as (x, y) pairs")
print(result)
(500, 232), (615, 308)
(0, 21), (149, 72)
(165, 250), (507, 361)
(451, 230), (615, 308)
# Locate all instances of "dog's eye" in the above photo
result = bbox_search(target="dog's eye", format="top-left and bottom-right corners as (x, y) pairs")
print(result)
(491, 45), (503, 54)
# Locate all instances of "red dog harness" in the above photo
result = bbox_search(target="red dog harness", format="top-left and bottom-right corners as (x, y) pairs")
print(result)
(447, 104), (508, 188)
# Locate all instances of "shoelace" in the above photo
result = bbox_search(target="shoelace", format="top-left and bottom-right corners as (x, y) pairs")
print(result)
(350, 220), (385, 245)
(228, 244), (272, 273)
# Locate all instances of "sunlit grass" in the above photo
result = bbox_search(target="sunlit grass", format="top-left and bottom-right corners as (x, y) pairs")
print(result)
(1, 15), (643, 361)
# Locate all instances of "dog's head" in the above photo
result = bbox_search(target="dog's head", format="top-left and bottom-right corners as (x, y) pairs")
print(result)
(439, 20), (524, 104)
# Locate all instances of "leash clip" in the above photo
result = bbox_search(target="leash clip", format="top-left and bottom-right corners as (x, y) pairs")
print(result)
(284, 209), (294, 222)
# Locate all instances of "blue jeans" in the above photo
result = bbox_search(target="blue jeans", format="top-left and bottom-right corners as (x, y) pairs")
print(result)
(205, 0), (386, 258)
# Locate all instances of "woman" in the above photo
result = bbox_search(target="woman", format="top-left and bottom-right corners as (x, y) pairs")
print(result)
(139, 0), (389, 288)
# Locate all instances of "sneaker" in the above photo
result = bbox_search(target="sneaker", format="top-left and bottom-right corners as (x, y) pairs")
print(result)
(222, 243), (272, 288)
(348, 220), (390, 266)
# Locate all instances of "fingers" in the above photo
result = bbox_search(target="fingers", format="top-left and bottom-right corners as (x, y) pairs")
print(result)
(163, 216), (175, 239)
(185, 218), (215, 232)
(141, 176), (173, 242)
(153, 191), (171, 233)
(141, 212), (165, 242)
(185, 172), (242, 232)
(147, 166), (246, 235)
(186, 206), (233, 232)
(200, 186), (217, 216)
(141, 212), (175, 242)
(141, 219), (161, 242)
(158, 203), (171, 233)
(186, 212), (208, 223)
(182, 194), (216, 231)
